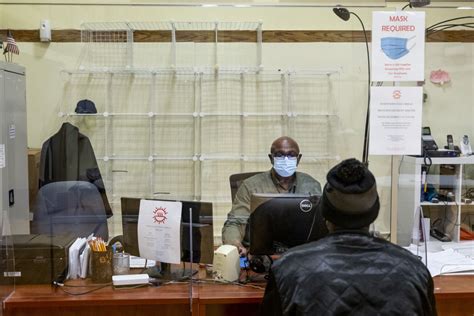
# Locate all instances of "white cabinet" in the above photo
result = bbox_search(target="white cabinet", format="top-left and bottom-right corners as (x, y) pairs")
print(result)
(0, 61), (29, 235)
(397, 155), (474, 246)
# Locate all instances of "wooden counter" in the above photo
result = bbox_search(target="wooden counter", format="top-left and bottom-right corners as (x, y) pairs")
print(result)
(3, 275), (473, 316)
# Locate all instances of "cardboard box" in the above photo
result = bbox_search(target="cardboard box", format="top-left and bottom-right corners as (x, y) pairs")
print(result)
(28, 148), (41, 211)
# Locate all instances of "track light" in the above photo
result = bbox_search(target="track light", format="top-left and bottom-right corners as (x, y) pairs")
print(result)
(333, 7), (350, 22)
(409, 0), (431, 8)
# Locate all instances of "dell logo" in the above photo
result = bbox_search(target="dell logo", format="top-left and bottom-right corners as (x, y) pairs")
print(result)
(299, 199), (312, 213)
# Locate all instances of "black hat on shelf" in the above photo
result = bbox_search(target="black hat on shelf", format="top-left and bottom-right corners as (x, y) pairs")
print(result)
(75, 99), (97, 114)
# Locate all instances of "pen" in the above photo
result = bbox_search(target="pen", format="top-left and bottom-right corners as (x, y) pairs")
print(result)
(422, 170), (427, 193)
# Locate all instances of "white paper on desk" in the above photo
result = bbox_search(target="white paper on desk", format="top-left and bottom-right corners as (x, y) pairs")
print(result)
(79, 243), (91, 279)
(138, 199), (182, 264)
(129, 256), (156, 268)
(406, 246), (474, 277)
(441, 241), (474, 257)
(429, 249), (474, 276)
(67, 237), (87, 279)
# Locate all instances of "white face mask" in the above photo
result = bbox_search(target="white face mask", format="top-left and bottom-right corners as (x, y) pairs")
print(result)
(273, 156), (298, 177)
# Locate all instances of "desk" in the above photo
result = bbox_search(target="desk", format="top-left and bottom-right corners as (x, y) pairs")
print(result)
(197, 282), (264, 316)
(3, 281), (198, 316)
(433, 275), (474, 315)
(3, 276), (473, 316)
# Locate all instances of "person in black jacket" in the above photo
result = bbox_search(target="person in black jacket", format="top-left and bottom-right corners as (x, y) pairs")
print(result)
(261, 158), (437, 316)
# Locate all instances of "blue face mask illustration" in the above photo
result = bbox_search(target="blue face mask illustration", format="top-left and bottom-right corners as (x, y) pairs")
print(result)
(381, 36), (415, 60)
(273, 156), (298, 177)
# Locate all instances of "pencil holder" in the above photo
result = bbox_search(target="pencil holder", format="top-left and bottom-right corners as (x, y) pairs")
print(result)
(90, 248), (112, 283)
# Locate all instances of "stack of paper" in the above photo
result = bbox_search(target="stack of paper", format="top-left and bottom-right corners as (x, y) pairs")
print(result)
(67, 237), (91, 279)
(79, 243), (91, 278)
(441, 241), (474, 256)
(426, 248), (474, 277)
(405, 244), (474, 277)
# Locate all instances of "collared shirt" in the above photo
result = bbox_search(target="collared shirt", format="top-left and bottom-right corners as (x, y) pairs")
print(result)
(222, 170), (322, 245)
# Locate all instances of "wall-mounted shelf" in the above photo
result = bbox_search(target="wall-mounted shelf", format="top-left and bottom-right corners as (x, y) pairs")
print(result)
(78, 21), (264, 71)
(397, 155), (474, 246)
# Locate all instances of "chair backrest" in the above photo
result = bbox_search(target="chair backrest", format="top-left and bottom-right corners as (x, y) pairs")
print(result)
(31, 181), (109, 240)
(229, 172), (263, 203)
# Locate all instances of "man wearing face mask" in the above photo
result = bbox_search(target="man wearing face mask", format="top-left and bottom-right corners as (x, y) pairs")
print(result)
(222, 136), (322, 254)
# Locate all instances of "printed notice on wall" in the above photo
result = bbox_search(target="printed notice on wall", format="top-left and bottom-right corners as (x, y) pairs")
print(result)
(369, 87), (422, 155)
(372, 11), (425, 81)
(0, 144), (5, 168)
(138, 199), (182, 264)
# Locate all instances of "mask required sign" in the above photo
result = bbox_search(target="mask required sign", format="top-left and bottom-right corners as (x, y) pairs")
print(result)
(372, 11), (425, 82)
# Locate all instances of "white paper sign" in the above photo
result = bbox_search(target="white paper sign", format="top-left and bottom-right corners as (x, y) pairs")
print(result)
(0, 144), (5, 168)
(372, 11), (425, 81)
(369, 86), (422, 155)
(138, 199), (182, 264)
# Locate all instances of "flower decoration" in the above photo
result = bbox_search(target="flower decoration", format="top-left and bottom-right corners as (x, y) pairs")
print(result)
(430, 69), (451, 85)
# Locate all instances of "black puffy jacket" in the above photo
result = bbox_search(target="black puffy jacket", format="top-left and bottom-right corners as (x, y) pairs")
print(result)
(261, 231), (437, 316)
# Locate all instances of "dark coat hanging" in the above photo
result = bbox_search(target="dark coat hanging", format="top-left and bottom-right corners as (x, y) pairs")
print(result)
(39, 122), (112, 217)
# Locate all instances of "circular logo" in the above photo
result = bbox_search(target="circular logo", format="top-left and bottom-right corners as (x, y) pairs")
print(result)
(153, 207), (168, 224)
(299, 199), (313, 213)
(393, 90), (401, 99)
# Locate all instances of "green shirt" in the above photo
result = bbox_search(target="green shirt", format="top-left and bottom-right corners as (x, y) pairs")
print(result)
(221, 170), (322, 245)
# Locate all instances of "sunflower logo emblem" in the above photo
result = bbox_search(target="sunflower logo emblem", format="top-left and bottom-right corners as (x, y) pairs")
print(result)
(153, 207), (168, 224)
(392, 90), (401, 100)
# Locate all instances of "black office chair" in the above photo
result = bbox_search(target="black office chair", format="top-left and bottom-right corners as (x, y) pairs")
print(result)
(229, 171), (263, 203)
(31, 181), (109, 240)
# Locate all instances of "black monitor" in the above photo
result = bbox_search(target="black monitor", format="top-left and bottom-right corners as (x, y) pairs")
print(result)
(248, 193), (326, 255)
(120, 197), (214, 264)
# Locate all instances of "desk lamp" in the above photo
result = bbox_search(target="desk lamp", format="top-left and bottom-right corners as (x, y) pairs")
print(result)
(333, 7), (371, 166)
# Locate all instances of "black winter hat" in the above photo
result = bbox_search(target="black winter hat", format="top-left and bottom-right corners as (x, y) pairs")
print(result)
(321, 158), (379, 229)
(75, 99), (97, 114)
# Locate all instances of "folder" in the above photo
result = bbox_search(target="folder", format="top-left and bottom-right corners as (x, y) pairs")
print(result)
(67, 237), (87, 279)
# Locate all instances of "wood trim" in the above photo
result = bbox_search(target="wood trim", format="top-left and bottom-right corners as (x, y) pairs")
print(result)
(425, 30), (474, 42)
(263, 30), (370, 42)
(0, 29), (83, 42)
(0, 29), (472, 43)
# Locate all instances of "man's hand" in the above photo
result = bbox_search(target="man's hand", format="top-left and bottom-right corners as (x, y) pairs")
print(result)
(238, 244), (248, 257)
(229, 240), (248, 257)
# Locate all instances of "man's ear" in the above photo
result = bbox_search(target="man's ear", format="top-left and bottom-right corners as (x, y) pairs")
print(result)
(297, 154), (302, 165)
(268, 154), (274, 165)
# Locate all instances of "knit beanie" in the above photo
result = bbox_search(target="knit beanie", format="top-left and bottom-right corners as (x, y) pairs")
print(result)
(321, 158), (379, 229)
